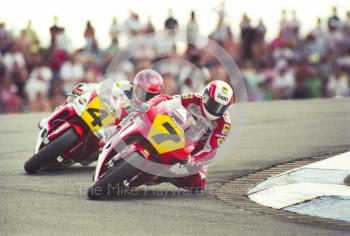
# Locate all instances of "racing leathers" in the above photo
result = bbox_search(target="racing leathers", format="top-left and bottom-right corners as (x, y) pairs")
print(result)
(147, 93), (232, 190)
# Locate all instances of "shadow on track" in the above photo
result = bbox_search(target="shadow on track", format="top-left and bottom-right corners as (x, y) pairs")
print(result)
(30, 166), (96, 176)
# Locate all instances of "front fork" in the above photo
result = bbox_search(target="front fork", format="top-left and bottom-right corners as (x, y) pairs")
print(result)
(34, 124), (49, 154)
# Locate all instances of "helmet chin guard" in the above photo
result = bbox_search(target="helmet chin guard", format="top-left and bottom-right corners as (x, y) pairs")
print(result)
(202, 102), (220, 120)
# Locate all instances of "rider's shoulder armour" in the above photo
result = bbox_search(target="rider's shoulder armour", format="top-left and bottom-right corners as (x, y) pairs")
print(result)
(181, 93), (202, 105)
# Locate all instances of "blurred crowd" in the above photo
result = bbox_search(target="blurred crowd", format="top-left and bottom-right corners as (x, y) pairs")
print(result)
(1, 6), (350, 113)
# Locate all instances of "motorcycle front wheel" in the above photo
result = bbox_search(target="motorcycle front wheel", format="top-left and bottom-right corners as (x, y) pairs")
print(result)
(87, 153), (140, 200)
(24, 128), (79, 174)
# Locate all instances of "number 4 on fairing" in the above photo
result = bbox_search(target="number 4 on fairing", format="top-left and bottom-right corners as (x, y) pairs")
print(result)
(80, 96), (116, 132)
(87, 108), (108, 128)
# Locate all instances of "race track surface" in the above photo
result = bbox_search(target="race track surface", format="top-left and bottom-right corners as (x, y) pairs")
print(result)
(1, 98), (350, 236)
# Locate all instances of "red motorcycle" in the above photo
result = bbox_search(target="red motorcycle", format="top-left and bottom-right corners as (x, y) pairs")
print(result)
(87, 98), (210, 199)
(24, 87), (118, 174)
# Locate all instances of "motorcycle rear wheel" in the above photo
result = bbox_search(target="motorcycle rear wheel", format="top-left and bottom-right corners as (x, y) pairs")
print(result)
(24, 128), (79, 174)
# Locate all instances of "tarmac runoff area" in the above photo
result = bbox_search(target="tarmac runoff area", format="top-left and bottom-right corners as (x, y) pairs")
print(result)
(248, 151), (350, 222)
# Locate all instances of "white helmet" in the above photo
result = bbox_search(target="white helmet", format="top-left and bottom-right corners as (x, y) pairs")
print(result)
(201, 80), (234, 120)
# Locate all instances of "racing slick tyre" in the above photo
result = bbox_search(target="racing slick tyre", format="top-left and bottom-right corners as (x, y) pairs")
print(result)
(24, 128), (79, 174)
(87, 153), (140, 200)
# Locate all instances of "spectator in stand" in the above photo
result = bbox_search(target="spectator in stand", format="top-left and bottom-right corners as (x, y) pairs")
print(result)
(157, 21), (175, 57)
(84, 20), (96, 52)
(19, 21), (40, 56)
(186, 11), (199, 46)
(328, 6), (341, 30)
(143, 16), (155, 34)
(0, 22), (11, 53)
(252, 19), (267, 65)
(49, 26), (69, 80)
(240, 13), (257, 61)
(25, 20), (39, 46)
(256, 72), (274, 101)
(293, 57), (317, 98)
(279, 10), (289, 37)
(211, 14), (230, 46)
(60, 52), (84, 94)
(105, 36), (119, 58)
(105, 32), (119, 69)
(25, 55), (52, 102)
(337, 50), (350, 74)
(2, 43), (28, 100)
(326, 20), (344, 55)
(303, 33), (324, 61)
(344, 11), (350, 31)
(124, 11), (143, 43)
(293, 76), (311, 99)
(289, 10), (301, 47)
(317, 54), (334, 96)
(273, 60), (295, 99)
(242, 60), (264, 100)
(105, 21), (120, 70)
(311, 18), (327, 55)
(0, 74), (23, 113)
(29, 91), (51, 112)
(82, 21), (103, 69)
(290, 10), (301, 35)
(212, 1), (227, 19)
(49, 16), (62, 49)
(55, 28), (71, 52)
(326, 66), (349, 97)
(179, 46), (208, 94)
(256, 18), (266, 42)
(2, 43), (26, 70)
(17, 29), (32, 54)
(83, 37), (103, 68)
(109, 17), (122, 43)
(342, 15), (350, 56)
(164, 9), (178, 36)
(271, 39), (294, 63)
(84, 64), (103, 84)
(223, 26), (240, 61)
(49, 80), (65, 109)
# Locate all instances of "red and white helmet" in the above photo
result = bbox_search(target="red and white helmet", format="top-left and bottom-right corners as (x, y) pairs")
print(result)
(132, 69), (164, 104)
(201, 80), (234, 120)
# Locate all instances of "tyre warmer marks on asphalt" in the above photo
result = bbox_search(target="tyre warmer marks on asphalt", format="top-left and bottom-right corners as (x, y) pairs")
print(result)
(248, 151), (350, 222)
